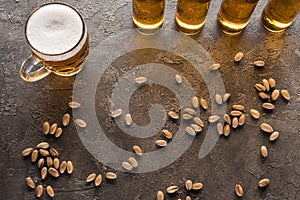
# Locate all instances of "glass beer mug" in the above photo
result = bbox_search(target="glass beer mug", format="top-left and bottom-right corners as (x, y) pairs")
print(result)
(20, 3), (89, 82)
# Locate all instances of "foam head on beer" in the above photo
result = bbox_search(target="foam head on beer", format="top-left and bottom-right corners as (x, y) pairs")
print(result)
(26, 4), (83, 55)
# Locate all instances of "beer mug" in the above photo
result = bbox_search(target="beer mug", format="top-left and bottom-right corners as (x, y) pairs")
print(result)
(132, 0), (166, 34)
(175, 0), (211, 35)
(20, 3), (89, 82)
(218, 0), (260, 34)
(262, 0), (300, 32)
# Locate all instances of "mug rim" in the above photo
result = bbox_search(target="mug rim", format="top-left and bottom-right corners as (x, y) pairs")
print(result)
(24, 2), (86, 57)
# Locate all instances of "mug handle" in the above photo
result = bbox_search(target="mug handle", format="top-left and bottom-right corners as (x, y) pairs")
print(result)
(19, 55), (51, 82)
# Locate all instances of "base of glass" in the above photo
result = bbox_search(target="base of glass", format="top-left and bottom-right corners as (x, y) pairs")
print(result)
(262, 12), (291, 33)
(217, 16), (248, 35)
(175, 17), (205, 35)
(132, 16), (164, 35)
(51, 59), (86, 77)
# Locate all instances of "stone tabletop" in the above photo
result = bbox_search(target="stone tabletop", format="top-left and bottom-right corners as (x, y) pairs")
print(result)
(1, 0), (299, 199)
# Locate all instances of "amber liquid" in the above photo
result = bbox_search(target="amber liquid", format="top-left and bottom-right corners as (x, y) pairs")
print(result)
(218, 0), (259, 34)
(132, 0), (165, 31)
(175, 0), (211, 35)
(262, 0), (300, 32)
(33, 37), (89, 76)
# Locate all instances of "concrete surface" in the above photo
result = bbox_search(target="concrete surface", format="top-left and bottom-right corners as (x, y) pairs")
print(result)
(0, 0), (300, 199)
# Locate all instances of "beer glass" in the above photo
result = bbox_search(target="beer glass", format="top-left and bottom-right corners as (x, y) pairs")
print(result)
(132, 0), (166, 34)
(217, 0), (260, 34)
(20, 3), (89, 82)
(175, 0), (211, 35)
(262, 0), (300, 32)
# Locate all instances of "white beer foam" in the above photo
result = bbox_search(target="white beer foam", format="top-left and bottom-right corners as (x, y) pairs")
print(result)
(26, 4), (83, 55)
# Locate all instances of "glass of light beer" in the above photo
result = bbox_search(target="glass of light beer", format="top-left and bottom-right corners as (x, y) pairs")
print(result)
(262, 0), (300, 32)
(132, 0), (166, 34)
(217, 0), (259, 34)
(20, 3), (89, 82)
(175, 0), (211, 35)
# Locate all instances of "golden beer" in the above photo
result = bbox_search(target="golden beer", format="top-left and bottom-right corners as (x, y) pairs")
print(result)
(218, 0), (259, 34)
(262, 0), (300, 32)
(175, 0), (211, 35)
(20, 3), (89, 82)
(32, 37), (89, 76)
(132, 0), (165, 32)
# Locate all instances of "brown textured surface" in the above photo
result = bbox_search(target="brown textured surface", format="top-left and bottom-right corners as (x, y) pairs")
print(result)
(1, 0), (300, 199)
